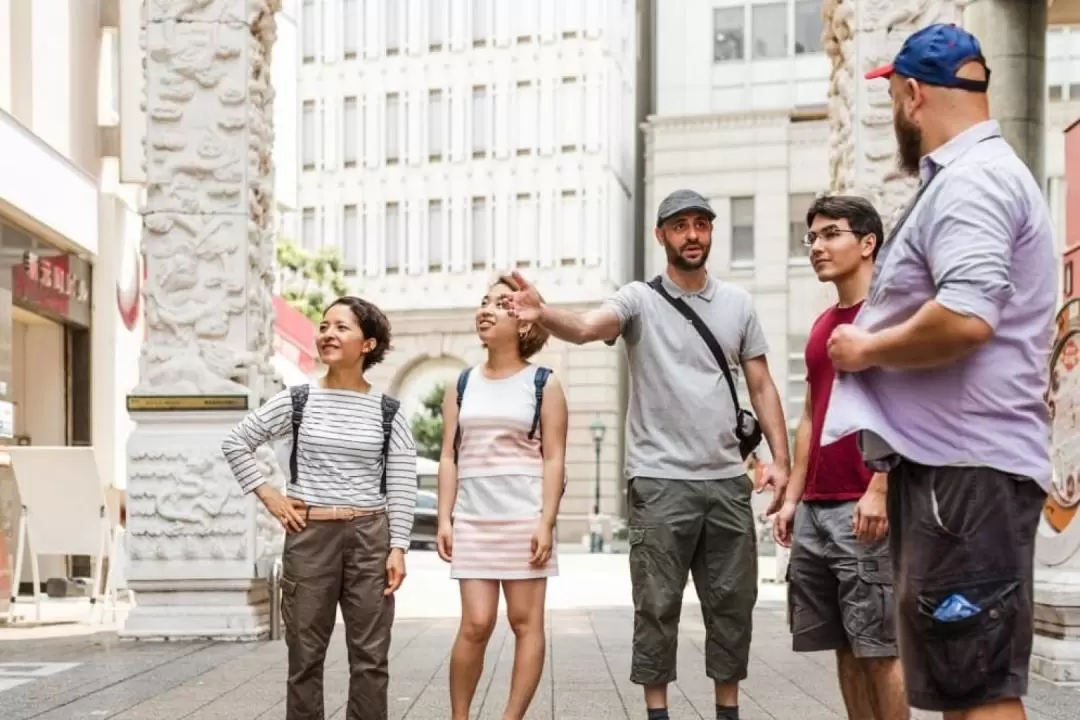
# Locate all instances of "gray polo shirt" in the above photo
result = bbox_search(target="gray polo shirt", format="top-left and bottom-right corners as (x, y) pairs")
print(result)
(603, 273), (769, 481)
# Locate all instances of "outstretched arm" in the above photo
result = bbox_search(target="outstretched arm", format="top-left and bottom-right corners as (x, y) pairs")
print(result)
(537, 305), (622, 345)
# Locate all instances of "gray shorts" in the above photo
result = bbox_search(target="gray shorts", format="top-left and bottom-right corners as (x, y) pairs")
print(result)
(787, 500), (898, 658)
(888, 461), (1046, 713)
(627, 476), (758, 686)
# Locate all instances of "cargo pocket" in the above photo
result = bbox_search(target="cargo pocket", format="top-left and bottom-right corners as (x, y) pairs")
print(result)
(844, 556), (895, 644)
(917, 580), (1020, 701)
(280, 576), (298, 640)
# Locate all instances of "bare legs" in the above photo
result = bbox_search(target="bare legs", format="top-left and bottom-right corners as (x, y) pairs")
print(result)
(836, 649), (908, 720)
(449, 578), (548, 720)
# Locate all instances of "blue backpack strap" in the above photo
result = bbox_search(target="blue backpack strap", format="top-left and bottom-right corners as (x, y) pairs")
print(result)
(380, 394), (400, 495)
(289, 385), (309, 483)
(452, 368), (471, 465)
(528, 367), (552, 441)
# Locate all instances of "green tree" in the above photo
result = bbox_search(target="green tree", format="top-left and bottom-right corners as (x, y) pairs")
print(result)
(411, 383), (446, 461)
(275, 237), (349, 322)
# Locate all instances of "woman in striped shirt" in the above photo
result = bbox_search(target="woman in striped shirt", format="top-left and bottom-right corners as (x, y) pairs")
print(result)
(222, 296), (417, 720)
(436, 274), (568, 720)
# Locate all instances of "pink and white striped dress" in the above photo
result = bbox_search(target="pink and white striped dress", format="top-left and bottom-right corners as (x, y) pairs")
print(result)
(451, 365), (558, 580)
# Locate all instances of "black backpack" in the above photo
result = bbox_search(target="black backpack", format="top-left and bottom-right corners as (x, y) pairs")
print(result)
(452, 366), (551, 464)
(288, 385), (400, 495)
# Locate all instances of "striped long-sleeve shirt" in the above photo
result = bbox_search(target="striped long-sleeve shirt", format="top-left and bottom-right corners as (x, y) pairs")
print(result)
(221, 387), (418, 549)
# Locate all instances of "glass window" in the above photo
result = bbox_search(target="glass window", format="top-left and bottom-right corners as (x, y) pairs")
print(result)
(386, 0), (401, 54)
(428, 89), (444, 161)
(788, 193), (816, 259)
(301, 207), (316, 249)
(428, 199), (443, 269)
(515, 81), (536, 154)
(302, 0), (316, 62)
(472, 0), (487, 46)
(343, 205), (359, 269)
(560, 190), (579, 264)
(1070, 84), (1080, 101)
(343, 96), (358, 167)
(429, 0), (445, 49)
(752, 3), (787, 60)
(471, 197), (487, 268)
(794, 0), (823, 55)
(385, 202), (401, 273)
(472, 85), (487, 157)
(386, 93), (401, 164)
(731, 197), (755, 266)
(302, 100), (316, 169)
(515, 193), (536, 267)
(712, 7), (744, 62)
(343, 0), (359, 58)
(559, 77), (581, 151)
(787, 335), (808, 426)
(1050, 85), (1063, 102)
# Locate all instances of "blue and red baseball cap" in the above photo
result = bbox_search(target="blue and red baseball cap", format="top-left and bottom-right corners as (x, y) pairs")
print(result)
(865, 23), (990, 92)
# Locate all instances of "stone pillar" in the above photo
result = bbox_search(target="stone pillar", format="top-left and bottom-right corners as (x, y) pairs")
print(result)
(120, 0), (285, 641)
(962, 0), (1047, 182)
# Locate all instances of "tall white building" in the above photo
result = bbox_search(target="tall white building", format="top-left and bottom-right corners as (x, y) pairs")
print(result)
(297, 0), (645, 532)
(646, 0), (1075, 443)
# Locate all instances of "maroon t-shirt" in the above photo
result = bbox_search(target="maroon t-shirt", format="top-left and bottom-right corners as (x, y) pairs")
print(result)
(802, 302), (873, 502)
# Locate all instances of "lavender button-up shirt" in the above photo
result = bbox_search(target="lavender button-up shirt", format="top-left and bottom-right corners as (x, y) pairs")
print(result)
(821, 120), (1056, 491)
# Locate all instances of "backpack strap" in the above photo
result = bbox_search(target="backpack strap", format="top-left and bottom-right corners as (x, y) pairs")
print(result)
(379, 394), (400, 496)
(452, 368), (471, 465)
(288, 385), (310, 483)
(528, 367), (552, 442)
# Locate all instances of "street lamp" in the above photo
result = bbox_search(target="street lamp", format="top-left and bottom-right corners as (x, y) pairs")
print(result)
(589, 418), (606, 512)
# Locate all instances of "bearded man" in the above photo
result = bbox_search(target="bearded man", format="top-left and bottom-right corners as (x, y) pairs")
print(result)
(505, 189), (790, 720)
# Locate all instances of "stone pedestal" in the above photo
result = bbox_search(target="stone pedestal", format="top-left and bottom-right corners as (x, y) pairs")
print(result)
(121, 0), (284, 641)
(1032, 570), (1080, 684)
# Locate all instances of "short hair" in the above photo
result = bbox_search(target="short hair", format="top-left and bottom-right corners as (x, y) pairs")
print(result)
(491, 274), (550, 360)
(324, 296), (393, 370)
(805, 194), (885, 260)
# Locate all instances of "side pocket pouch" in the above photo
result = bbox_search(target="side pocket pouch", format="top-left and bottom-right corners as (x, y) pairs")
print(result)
(917, 580), (1021, 701)
(280, 576), (298, 639)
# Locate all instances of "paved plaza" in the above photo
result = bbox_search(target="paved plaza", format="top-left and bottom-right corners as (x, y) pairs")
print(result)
(0, 552), (1077, 720)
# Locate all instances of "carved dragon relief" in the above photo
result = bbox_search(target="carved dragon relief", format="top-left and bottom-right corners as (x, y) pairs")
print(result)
(826, 0), (957, 232)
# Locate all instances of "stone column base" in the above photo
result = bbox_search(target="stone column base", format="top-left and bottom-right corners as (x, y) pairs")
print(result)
(120, 578), (270, 642)
(1031, 571), (1080, 684)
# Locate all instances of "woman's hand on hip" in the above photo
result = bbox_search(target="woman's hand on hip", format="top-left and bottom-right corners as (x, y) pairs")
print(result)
(530, 521), (553, 567)
(254, 485), (306, 533)
(385, 548), (406, 596)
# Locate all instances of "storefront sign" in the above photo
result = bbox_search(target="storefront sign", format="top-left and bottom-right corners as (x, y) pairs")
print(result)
(12, 250), (92, 327)
(127, 395), (250, 412)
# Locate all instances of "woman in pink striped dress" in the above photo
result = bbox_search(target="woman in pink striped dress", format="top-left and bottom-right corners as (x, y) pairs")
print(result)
(436, 274), (568, 720)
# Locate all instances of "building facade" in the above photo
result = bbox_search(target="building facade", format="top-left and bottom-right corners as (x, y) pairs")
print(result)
(646, 0), (1075, 446)
(297, 0), (644, 535)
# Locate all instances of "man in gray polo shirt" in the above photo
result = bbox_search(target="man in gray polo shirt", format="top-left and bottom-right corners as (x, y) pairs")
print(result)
(507, 189), (791, 720)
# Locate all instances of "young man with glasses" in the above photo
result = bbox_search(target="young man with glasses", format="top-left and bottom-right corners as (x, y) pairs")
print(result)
(773, 195), (908, 720)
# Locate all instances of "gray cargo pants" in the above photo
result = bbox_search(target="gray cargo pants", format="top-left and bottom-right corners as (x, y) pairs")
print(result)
(627, 476), (758, 686)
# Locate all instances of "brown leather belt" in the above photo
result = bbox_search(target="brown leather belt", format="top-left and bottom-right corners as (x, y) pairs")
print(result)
(303, 505), (384, 521)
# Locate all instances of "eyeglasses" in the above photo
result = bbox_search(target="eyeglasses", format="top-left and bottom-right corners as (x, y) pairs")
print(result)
(802, 228), (863, 248)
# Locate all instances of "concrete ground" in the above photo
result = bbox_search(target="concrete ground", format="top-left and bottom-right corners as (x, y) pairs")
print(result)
(0, 552), (1077, 719)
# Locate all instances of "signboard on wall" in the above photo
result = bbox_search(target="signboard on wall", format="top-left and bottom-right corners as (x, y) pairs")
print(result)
(12, 250), (92, 328)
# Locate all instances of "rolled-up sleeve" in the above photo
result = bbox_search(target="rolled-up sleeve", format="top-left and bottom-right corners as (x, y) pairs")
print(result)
(926, 169), (1016, 331)
(221, 389), (292, 494)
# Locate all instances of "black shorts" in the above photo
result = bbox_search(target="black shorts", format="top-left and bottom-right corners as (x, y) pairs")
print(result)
(788, 500), (898, 658)
(887, 461), (1046, 713)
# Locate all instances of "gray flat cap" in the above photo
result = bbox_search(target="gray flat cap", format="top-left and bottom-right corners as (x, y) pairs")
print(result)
(656, 189), (716, 227)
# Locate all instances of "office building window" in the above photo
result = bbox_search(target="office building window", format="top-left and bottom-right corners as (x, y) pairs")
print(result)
(343, 204), (359, 270)
(386, 93), (401, 164)
(471, 197), (487, 268)
(515, 193), (536, 267)
(386, 0), (401, 55)
(515, 81), (536, 155)
(302, 100), (316, 169)
(559, 190), (579, 265)
(713, 7), (744, 62)
(428, 89), (444, 161)
(787, 335), (808, 427)
(794, 0), (823, 55)
(428, 200), (443, 269)
(472, 86), (487, 157)
(385, 202), (401, 273)
(731, 197), (755, 266)
(472, 0), (488, 46)
(301, 207), (316, 249)
(343, 0), (359, 58)
(514, 0), (535, 42)
(752, 3), (787, 60)
(428, 0), (445, 50)
(343, 96), (358, 167)
(302, 0), (316, 63)
(559, 77), (581, 152)
(789, 193), (816, 259)
(1050, 85), (1063, 102)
